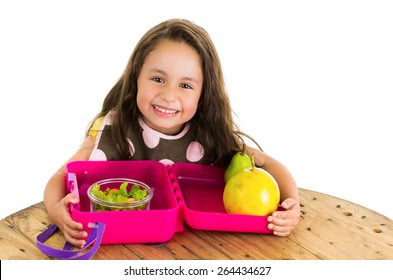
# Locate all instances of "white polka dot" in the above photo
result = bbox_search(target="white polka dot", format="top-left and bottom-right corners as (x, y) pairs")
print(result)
(159, 159), (174, 166)
(89, 149), (107, 161)
(142, 130), (160, 148)
(186, 141), (204, 162)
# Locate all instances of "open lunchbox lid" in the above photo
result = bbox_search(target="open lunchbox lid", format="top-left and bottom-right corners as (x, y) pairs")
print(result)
(170, 162), (273, 234)
(65, 160), (273, 244)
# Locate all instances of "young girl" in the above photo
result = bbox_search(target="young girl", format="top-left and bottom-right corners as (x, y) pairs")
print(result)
(44, 18), (300, 248)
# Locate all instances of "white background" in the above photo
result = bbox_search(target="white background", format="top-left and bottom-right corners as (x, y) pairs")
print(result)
(1, 0), (392, 220)
(2, 260), (392, 279)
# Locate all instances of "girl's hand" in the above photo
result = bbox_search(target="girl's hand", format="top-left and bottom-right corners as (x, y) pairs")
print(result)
(267, 198), (300, 236)
(49, 194), (88, 248)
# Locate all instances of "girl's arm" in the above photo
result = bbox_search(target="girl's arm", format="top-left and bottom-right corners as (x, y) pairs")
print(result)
(43, 136), (95, 247)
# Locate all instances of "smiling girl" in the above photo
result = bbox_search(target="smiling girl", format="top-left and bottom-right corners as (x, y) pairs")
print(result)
(44, 19), (300, 248)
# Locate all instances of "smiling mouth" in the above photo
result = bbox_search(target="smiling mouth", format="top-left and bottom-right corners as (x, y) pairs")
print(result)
(153, 105), (179, 114)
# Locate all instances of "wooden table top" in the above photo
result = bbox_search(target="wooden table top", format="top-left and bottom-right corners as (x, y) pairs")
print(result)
(1, 188), (392, 260)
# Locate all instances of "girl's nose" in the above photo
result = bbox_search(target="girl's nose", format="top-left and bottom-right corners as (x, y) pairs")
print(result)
(160, 85), (177, 103)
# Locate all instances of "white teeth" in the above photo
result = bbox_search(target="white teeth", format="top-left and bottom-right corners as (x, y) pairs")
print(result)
(153, 105), (178, 114)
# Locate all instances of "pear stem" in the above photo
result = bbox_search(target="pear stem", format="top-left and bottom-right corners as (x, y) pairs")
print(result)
(251, 153), (255, 171)
(241, 143), (247, 155)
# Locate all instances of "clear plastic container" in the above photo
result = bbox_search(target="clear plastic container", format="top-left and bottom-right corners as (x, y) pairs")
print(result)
(87, 178), (153, 212)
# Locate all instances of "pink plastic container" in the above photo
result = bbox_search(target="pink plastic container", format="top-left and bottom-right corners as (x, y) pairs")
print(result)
(171, 163), (274, 234)
(66, 160), (179, 244)
(66, 160), (274, 245)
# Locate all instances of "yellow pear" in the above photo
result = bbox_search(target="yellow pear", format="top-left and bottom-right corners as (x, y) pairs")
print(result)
(223, 154), (280, 216)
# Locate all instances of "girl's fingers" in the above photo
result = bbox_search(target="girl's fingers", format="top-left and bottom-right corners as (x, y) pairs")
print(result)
(281, 198), (299, 211)
(63, 232), (87, 248)
(65, 225), (87, 239)
(63, 223), (88, 248)
(267, 202), (300, 236)
(267, 223), (291, 236)
(63, 193), (79, 206)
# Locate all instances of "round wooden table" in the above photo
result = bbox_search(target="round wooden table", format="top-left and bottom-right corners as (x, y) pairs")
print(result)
(1, 188), (392, 260)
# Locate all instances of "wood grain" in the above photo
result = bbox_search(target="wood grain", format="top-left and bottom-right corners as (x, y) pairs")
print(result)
(292, 188), (393, 259)
(1, 188), (392, 260)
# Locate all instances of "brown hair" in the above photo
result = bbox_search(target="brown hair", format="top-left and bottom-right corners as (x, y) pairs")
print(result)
(87, 18), (241, 165)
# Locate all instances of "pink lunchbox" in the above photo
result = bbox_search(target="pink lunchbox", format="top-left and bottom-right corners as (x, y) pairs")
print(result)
(65, 160), (274, 245)
(36, 160), (277, 259)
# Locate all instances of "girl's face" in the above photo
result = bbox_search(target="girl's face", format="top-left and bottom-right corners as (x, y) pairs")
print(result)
(136, 40), (203, 135)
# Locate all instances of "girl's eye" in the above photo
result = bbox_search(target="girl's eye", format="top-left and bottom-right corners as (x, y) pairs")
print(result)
(152, 77), (164, 83)
(180, 83), (193, 89)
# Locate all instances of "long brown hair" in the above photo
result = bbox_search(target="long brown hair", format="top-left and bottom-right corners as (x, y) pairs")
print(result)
(87, 18), (242, 166)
